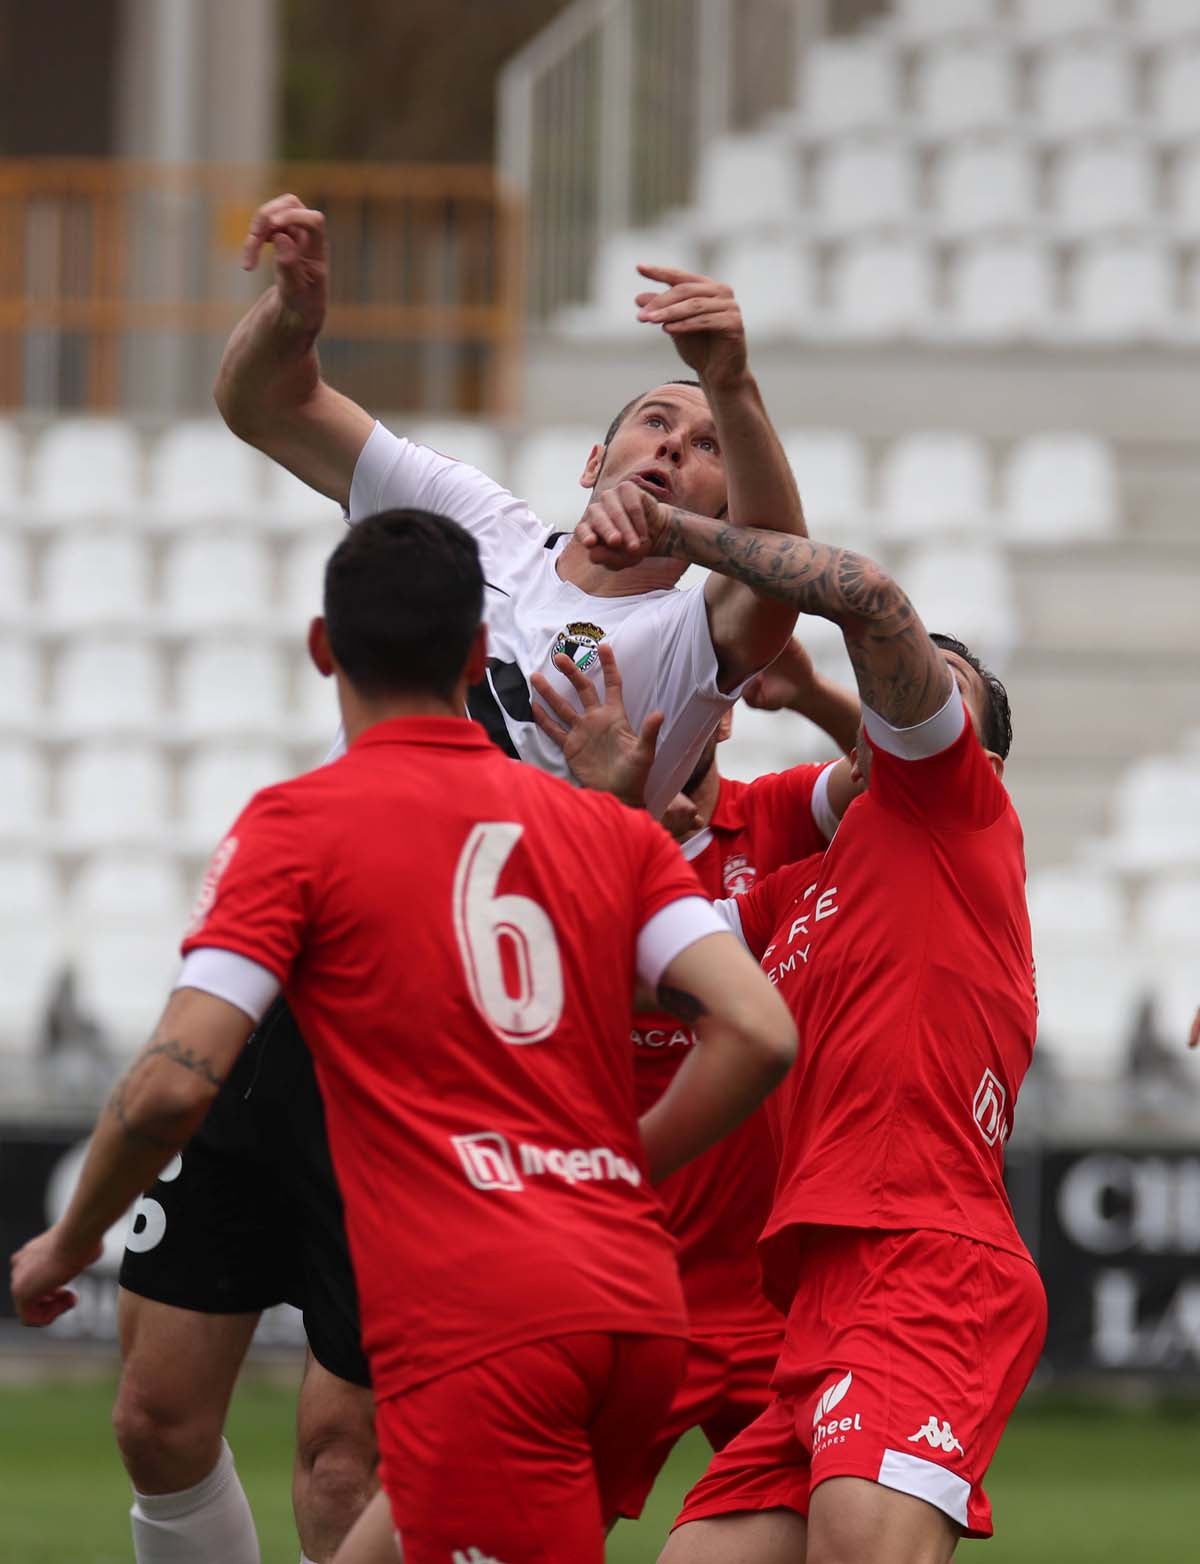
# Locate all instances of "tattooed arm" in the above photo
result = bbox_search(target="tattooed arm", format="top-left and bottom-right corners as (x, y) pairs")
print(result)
(9, 988), (254, 1325)
(638, 932), (796, 1183)
(577, 503), (951, 730)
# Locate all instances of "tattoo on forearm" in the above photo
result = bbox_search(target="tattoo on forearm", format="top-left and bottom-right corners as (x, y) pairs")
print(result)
(105, 1039), (225, 1149)
(661, 508), (951, 728)
(657, 985), (709, 1024)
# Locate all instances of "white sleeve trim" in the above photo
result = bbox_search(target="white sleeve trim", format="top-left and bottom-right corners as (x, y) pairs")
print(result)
(175, 949), (282, 1024)
(710, 896), (748, 950)
(862, 677), (965, 761)
(811, 761), (841, 842)
(636, 896), (727, 990)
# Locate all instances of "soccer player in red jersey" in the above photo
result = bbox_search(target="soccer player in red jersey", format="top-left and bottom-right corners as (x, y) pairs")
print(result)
(535, 638), (863, 1520)
(10, 509), (797, 1564)
(566, 488), (1047, 1564)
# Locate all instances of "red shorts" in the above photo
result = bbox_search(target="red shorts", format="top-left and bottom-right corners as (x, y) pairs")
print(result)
(616, 1325), (782, 1518)
(376, 1331), (686, 1564)
(675, 1227), (1047, 1540)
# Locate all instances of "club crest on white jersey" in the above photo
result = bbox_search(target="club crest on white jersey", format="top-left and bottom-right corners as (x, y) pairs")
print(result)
(552, 620), (605, 673)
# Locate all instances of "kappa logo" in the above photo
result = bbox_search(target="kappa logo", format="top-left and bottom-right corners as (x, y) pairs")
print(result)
(908, 1416), (965, 1455)
(452, 1549), (506, 1564)
(552, 620), (605, 674)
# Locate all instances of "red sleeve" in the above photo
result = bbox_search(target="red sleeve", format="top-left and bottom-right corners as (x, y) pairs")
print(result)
(634, 811), (709, 924)
(180, 787), (313, 982)
(740, 763), (831, 866)
(867, 707), (1008, 832)
(731, 860), (804, 962)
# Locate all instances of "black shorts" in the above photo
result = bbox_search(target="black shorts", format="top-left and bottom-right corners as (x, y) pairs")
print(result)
(119, 998), (370, 1388)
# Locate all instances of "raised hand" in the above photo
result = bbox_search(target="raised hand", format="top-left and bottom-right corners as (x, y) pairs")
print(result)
(636, 265), (748, 388)
(532, 642), (664, 808)
(575, 480), (670, 571)
(241, 193), (328, 337)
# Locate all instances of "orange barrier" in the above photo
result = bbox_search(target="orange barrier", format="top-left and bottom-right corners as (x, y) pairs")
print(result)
(0, 161), (523, 415)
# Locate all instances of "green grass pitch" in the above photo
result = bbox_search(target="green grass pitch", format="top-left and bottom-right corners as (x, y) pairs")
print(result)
(0, 1375), (1194, 1562)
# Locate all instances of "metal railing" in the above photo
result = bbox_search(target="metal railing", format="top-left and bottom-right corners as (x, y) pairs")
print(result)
(0, 161), (523, 415)
(498, 0), (812, 322)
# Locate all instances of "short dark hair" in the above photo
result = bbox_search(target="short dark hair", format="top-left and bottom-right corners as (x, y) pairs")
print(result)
(323, 509), (483, 700)
(930, 632), (1013, 759)
(603, 379), (704, 447)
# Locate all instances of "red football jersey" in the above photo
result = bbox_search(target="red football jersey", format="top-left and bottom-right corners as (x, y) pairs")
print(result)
(182, 717), (715, 1401)
(732, 700), (1038, 1310)
(632, 763), (833, 1334)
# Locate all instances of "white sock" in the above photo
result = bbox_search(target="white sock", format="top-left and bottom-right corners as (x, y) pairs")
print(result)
(130, 1438), (260, 1564)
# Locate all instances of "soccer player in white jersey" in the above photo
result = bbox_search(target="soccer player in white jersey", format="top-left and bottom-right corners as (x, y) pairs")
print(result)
(105, 190), (812, 1564)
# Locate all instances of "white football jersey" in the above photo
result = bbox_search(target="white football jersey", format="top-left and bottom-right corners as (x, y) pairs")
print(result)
(341, 421), (743, 819)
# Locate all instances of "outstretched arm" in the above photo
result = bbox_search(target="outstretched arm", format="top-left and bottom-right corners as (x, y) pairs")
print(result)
(215, 194), (374, 506)
(638, 266), (802, 689)
(9, 989), (253, 1325)
(577, 503), (952, 733)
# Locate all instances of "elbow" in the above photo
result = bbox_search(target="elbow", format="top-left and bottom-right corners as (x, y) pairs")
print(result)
(745, 998), (798, 1087)
(125, 1072), (219, 1145)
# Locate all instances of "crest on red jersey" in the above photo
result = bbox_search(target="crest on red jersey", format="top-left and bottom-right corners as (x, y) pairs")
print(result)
(723, 853), (757, 897)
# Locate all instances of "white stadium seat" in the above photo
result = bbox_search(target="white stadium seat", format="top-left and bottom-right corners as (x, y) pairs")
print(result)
(263, 459), (345, 531)
(407, 423), (507, 488)
(28, 419), (141, 522)
(280, 533), (335, 627)
(1132, 878), (1200, 1039)
(695, 133), (801, 237)
(901, 542), (1018, 667)
(815, 139), (917, 236)
(1068, 240), (1175, 340)
(1131, 0), (1200, 46)
(0, 421), (22, 512)
(50, 637), (162, 739)
(1011, 0), (1120, 39)
(711, 236), (815, 336)
(0, 740), (49, 840)
(58, 743), (170, 849)
(174, 637), (288, 740)
(915, 42), (1019, 138)
(879, 433), (991, 542)
(0, 853), (61, 1049)
(1169, 143), (1200, 237)
(1149, 46), (1200, 139)
(580, 228), (703, 334)
(950, 239), (1056, 340)
(160, 533), (273, 631)
(1107, 756), (1200, 871)
(0, 531), (31, 623)
(509, 428), (596, 529)
(892, 0), (999, 40)
(1052, 141), (1156, 238)
(69, 854), (189, 1044)
(798, 38), (900, 136)
(1027, 865), (1135, 1078)
(41, 531), (151, 631)
(148, 421), (266, 525)
(933, 139), (1039, 238)
(781, 430), (871, 548)
(180, 741), (293, 851)
(1032, 40), (1137, 137)
(829, 239), (934, 337)
(0, 639), (39, 733)
(1003, 433), (1119, 542)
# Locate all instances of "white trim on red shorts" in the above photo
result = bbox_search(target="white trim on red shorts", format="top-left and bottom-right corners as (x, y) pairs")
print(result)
(877, 1448), (970, 1529)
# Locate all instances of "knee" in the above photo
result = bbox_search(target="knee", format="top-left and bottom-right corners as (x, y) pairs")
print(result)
(296, 1421), (376, 1521)
(112, 1376), (222, 1491)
